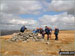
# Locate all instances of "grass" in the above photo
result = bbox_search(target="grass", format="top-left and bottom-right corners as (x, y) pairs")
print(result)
(0, 30), (75, 56)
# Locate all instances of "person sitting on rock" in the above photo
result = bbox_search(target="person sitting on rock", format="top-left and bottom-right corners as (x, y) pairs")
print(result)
(20, 25), (27, 32)
(35, 27), (40, 33)
(32, 29), (36, 33)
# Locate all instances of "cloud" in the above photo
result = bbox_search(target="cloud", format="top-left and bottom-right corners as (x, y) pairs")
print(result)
(0, 0), (75, 30)
(0, 13), (38, 30)
(43, 0), (75, 15)
(0, 0), (43, 15)
(39, 12), (75, 30)
(0, 0), (74, 15)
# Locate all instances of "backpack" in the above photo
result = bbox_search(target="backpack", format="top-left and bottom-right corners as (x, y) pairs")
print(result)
(20, 26), (25, 32)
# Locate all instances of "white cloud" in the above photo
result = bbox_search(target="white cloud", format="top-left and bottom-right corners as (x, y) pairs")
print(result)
(39, 12), (74, 30)
(39, 15), (57, 24)
(0, 0), (75, 30)
(0, 1), (43, 15)
(0, 0), (74, 15)
(51, 0), (74, 11)
(43, 0), (75, 15)
(0, 13), (38, 30)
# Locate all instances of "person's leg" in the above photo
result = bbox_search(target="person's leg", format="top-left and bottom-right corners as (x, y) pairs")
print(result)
(56, 34), (58, 40)
(49, 34), (51, 39)
(55, 34), (58, 40)
(42, 34), (44, 39)
(47, 34), (49, 40)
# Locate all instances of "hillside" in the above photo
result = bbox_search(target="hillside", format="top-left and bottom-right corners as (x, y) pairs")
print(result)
(0, 30), (74, 56)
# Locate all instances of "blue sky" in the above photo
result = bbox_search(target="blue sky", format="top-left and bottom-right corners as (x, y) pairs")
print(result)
(19, 11), (65, 20)
(18, 0), (65, 20)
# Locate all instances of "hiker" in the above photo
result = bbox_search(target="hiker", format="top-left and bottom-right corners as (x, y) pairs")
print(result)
(35, 28), (40, 33)
(20, 25), (27, 32)
(48, 27), (52, 39)
(54, 27), (59, 40)
(45, 26), (50, 40)
(39, 28), (45, 39)
(32, 29), (36, 33)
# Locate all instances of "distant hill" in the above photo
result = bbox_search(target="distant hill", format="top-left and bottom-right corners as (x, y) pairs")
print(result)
(0, 30), (19, 36)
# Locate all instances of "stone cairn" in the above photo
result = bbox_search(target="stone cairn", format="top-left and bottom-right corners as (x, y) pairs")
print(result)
(8, 30), (42, 42)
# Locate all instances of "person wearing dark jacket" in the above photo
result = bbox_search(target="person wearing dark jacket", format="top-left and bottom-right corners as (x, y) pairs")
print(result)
(35, 28), (40, 33)
(54, 27), (59, 40)
(20, 25), (27, 32)
(45, 26), (50, 40)
(39, 28), (45, 39)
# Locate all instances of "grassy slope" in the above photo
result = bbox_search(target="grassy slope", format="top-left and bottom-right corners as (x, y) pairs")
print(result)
(0, 30), (75, 56)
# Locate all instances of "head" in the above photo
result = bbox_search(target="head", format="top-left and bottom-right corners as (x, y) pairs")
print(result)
(45, 26), (48, 29)
(40, 28), (43, 30)
(55, 26), (58, 29)
(36, 27), (39, 30)
(48, 27), (51, 29)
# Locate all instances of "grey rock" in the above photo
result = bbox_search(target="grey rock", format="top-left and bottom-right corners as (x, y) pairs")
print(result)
(8, 30), (42, 42)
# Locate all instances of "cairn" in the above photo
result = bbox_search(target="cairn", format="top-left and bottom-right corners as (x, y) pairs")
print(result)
(8, 30), (42, 42)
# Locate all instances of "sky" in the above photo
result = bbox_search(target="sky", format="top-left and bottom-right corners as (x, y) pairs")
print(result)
(0, 0), (75, 30)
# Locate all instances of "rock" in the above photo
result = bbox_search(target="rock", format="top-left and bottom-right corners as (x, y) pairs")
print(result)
(8, 30), (42, 42)
(46, 42), (50, 45)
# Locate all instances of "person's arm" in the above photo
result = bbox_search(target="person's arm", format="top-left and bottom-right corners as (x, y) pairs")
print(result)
(25, 27), (27, 29)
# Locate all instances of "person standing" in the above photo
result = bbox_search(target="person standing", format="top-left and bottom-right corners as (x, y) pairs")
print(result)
(45, 26), (50, 40)
(54, 27), (59, 40)
(39, 28), (45, 39)
(48, 27), (52, 39)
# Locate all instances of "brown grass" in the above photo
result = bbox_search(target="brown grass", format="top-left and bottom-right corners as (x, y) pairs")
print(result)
(0, 30), (74, 56)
